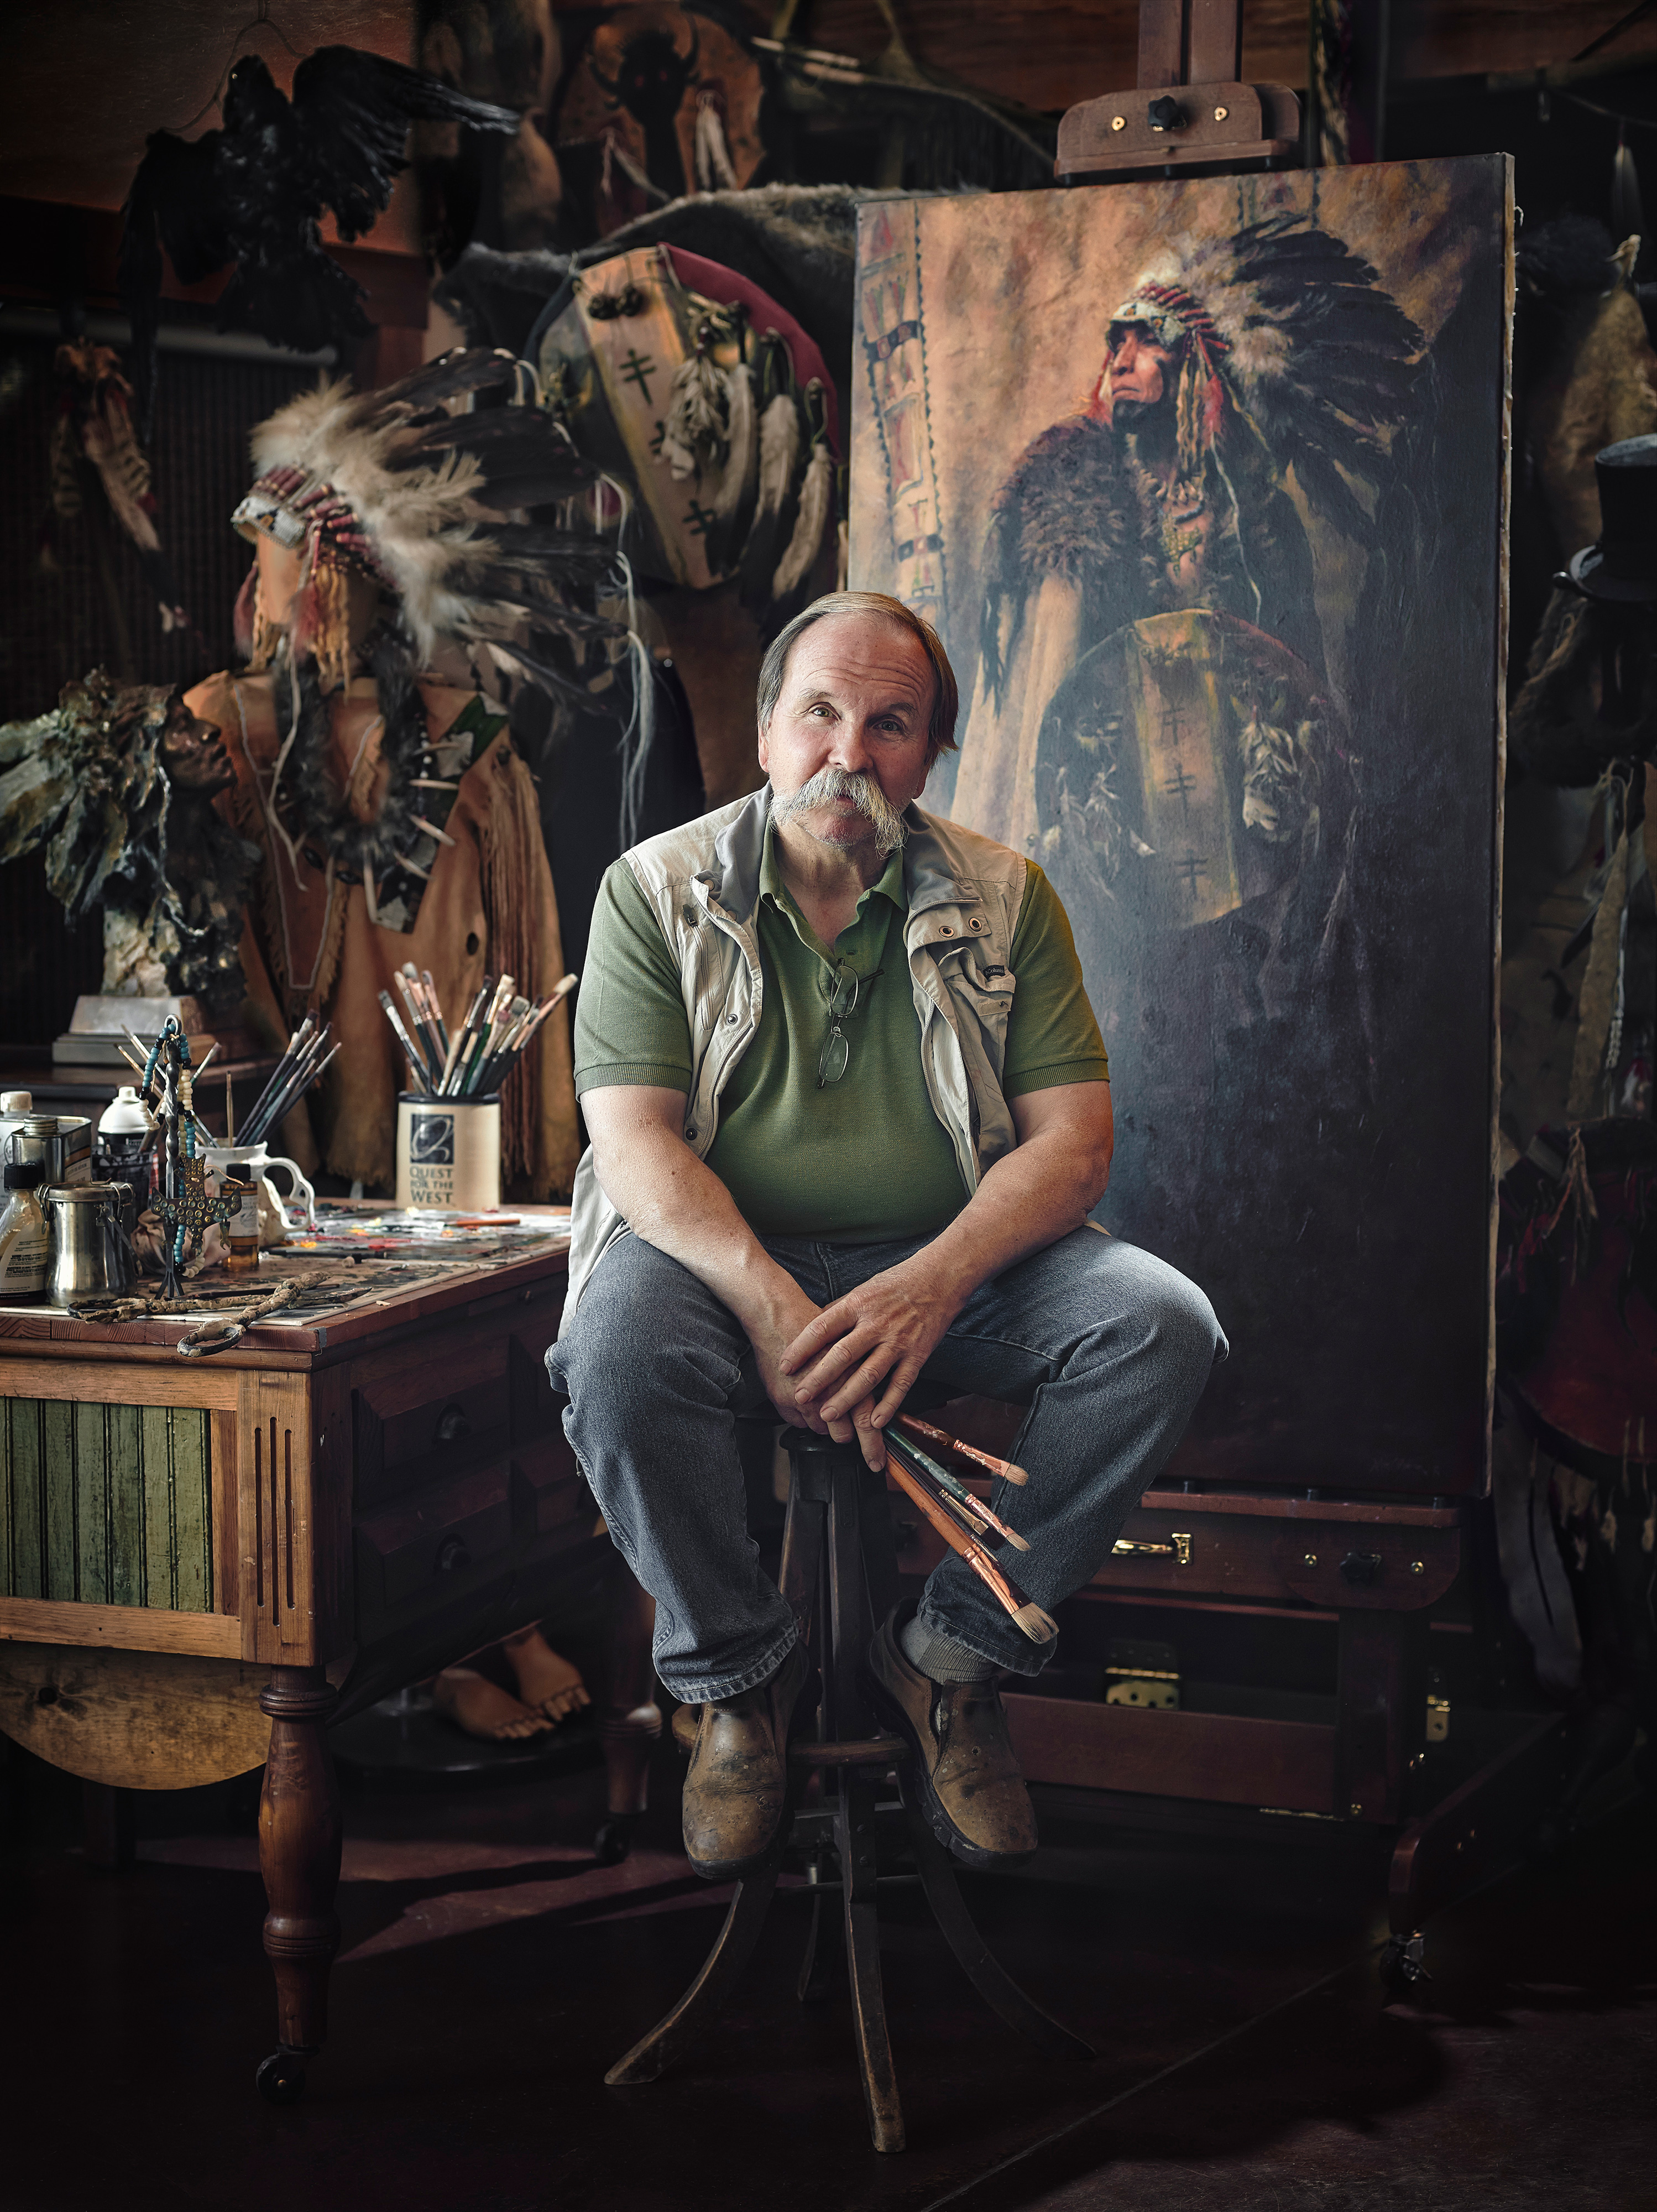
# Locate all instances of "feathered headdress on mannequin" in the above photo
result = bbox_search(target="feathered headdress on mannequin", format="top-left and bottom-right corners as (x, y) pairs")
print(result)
(231, 346), (663, 926)
(232, 346), (624, 696)
(1102, 215), (1424, 526)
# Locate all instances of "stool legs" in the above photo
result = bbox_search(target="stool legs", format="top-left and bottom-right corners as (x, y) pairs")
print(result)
(828, 1455), (906, 2150)
(604, 1856), (783, 2086)
(797, 1883), (838, 2001)
(901, 1787), (1094, 2062)
(604, 1434), (1091, 2148)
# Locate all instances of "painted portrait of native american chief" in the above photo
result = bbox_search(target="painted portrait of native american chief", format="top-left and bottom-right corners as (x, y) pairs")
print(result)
(852, 161), (1512, 1492)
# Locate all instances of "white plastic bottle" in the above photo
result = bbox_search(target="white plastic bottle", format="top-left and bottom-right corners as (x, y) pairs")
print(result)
(0, 1091), (34, 1160)
(0, 1155), (49, 1302)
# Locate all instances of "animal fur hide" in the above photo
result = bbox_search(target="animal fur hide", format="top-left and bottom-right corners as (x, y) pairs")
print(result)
(1510, 588), (1657, 785)
(979, 417), (1161, 705)
(433, 183), (866, 425)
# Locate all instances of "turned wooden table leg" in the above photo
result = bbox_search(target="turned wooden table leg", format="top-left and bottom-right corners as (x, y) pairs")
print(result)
(595, 1554), (662, 1864)
(256, 1666), (342, 2104)
(81, 1781), (135, 1872)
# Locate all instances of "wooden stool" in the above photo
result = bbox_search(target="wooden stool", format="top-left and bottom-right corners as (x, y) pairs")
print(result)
(604, 1425), (1094, 2153)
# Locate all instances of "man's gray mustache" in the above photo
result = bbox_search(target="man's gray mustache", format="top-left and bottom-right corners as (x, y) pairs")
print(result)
(772, 768), (908, 853)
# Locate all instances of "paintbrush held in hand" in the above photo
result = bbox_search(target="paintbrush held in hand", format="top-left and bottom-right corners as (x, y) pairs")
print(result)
(378, 968), (577, 1100)
(896, 1412), (1030, 1488)
(883, 1431), (1054, 1645)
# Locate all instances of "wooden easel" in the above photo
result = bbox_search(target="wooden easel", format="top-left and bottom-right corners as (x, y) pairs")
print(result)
(1054, 0), (1300, 183)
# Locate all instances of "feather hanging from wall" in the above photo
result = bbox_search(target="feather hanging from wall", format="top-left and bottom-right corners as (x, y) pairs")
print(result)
(693, 92), (740, 192)
(704, 342), (759, 578)
(770, 382), (833, 612)
(44, 338), (186, 633)
(740, 341), (803, 621)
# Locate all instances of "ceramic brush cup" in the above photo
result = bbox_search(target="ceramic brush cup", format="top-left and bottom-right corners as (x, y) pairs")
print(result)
(395, 1094), (501, 1211)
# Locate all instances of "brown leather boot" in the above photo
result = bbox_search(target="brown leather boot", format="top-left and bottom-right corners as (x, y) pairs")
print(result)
(865, 1606), (1038, 1870)
(679, 1637), (812, 1878)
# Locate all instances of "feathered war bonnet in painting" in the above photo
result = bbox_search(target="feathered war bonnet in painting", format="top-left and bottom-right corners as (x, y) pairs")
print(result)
(967, 212), (1424, 875)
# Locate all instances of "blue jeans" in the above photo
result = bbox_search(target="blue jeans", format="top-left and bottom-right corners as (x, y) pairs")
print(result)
(547, 1225), (1226, 1704)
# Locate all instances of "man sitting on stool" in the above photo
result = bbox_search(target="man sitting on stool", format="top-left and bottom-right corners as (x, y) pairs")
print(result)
(548, 591), (1225, 1877)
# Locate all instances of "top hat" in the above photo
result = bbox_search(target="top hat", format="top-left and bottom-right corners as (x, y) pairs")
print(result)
(1568, 434), (1657, 601)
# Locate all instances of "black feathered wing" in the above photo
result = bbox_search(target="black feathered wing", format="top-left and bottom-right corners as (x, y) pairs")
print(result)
(290, 45), (520, 242)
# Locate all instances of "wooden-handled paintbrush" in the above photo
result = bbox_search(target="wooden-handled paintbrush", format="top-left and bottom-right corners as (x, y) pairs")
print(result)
(884, 1426), (1029, 1551)
(883, 1434), (1055, 1644)
(439, 982), (491, 1096)
(896, 1413), (1030, 1488)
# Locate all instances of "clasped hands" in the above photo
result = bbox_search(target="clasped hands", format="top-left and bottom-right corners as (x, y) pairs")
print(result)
(755, 1260), (962, 1470)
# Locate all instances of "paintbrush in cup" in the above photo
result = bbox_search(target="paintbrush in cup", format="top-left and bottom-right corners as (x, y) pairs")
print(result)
(378, 990), (426, 1090)
(440, 982), (491, 1095)
(419, 967), (451, 1058)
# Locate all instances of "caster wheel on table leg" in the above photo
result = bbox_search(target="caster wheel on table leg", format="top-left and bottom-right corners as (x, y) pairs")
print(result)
(1378, 1933), (1429, 2004)
(594, 1814), (638, 1865)
(256, 2048), (308, 2105)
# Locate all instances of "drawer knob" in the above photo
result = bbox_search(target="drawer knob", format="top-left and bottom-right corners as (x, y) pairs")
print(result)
(436, 1534), (472, 1574)
(1112, 1532), (1192, 1567)
(435, 1405), (471, 1446)
(1339, 1550), (1382, 1587)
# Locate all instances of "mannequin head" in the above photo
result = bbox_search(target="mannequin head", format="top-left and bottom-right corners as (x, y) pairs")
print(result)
(240, 530), (388, 688)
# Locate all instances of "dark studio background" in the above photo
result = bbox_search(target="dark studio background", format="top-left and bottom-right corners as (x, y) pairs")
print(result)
(3, 1), (1656, 1058)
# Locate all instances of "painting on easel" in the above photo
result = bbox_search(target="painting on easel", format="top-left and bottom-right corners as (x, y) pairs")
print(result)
(851, 158), (1512, 1494)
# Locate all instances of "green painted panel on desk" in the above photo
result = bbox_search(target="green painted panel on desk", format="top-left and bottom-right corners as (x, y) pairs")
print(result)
(4, 1400), (43, 1598)
(108, 1402), (144, 1608)
(172, 1411), (210, 1613)
(43, 1401), (76, 1601)
(76, 1403), (108, 1605)
(0, 1397), (212, 1611)
(142, 1404), (173, 1609)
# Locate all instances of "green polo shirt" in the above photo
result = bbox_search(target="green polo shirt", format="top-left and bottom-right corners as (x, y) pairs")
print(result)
(573, 825), (1109, 1242)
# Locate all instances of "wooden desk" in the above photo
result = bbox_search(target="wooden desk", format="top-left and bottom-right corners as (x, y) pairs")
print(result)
(0, 1214), (660, 2099)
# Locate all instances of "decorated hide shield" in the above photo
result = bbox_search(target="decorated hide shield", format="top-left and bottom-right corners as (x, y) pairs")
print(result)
(531, 240), (839, 617)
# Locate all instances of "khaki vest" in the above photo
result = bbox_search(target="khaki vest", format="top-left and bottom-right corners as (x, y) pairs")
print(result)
(563, 787), (1031, 1315)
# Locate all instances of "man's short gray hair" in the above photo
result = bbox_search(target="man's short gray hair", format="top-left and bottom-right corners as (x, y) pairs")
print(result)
(755, 591), (960, 761)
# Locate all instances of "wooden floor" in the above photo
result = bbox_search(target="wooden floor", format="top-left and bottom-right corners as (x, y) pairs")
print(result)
(2, 1731), (1650, 2212)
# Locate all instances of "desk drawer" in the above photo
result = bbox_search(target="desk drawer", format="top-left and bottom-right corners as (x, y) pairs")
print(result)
(354, 1459), (514, 1616)
(353, 1337), (510, 1510)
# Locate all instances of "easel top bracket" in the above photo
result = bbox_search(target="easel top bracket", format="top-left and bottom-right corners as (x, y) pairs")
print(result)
(1057, 81), (1301, 182)
(1054, 0), (1301, 183)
